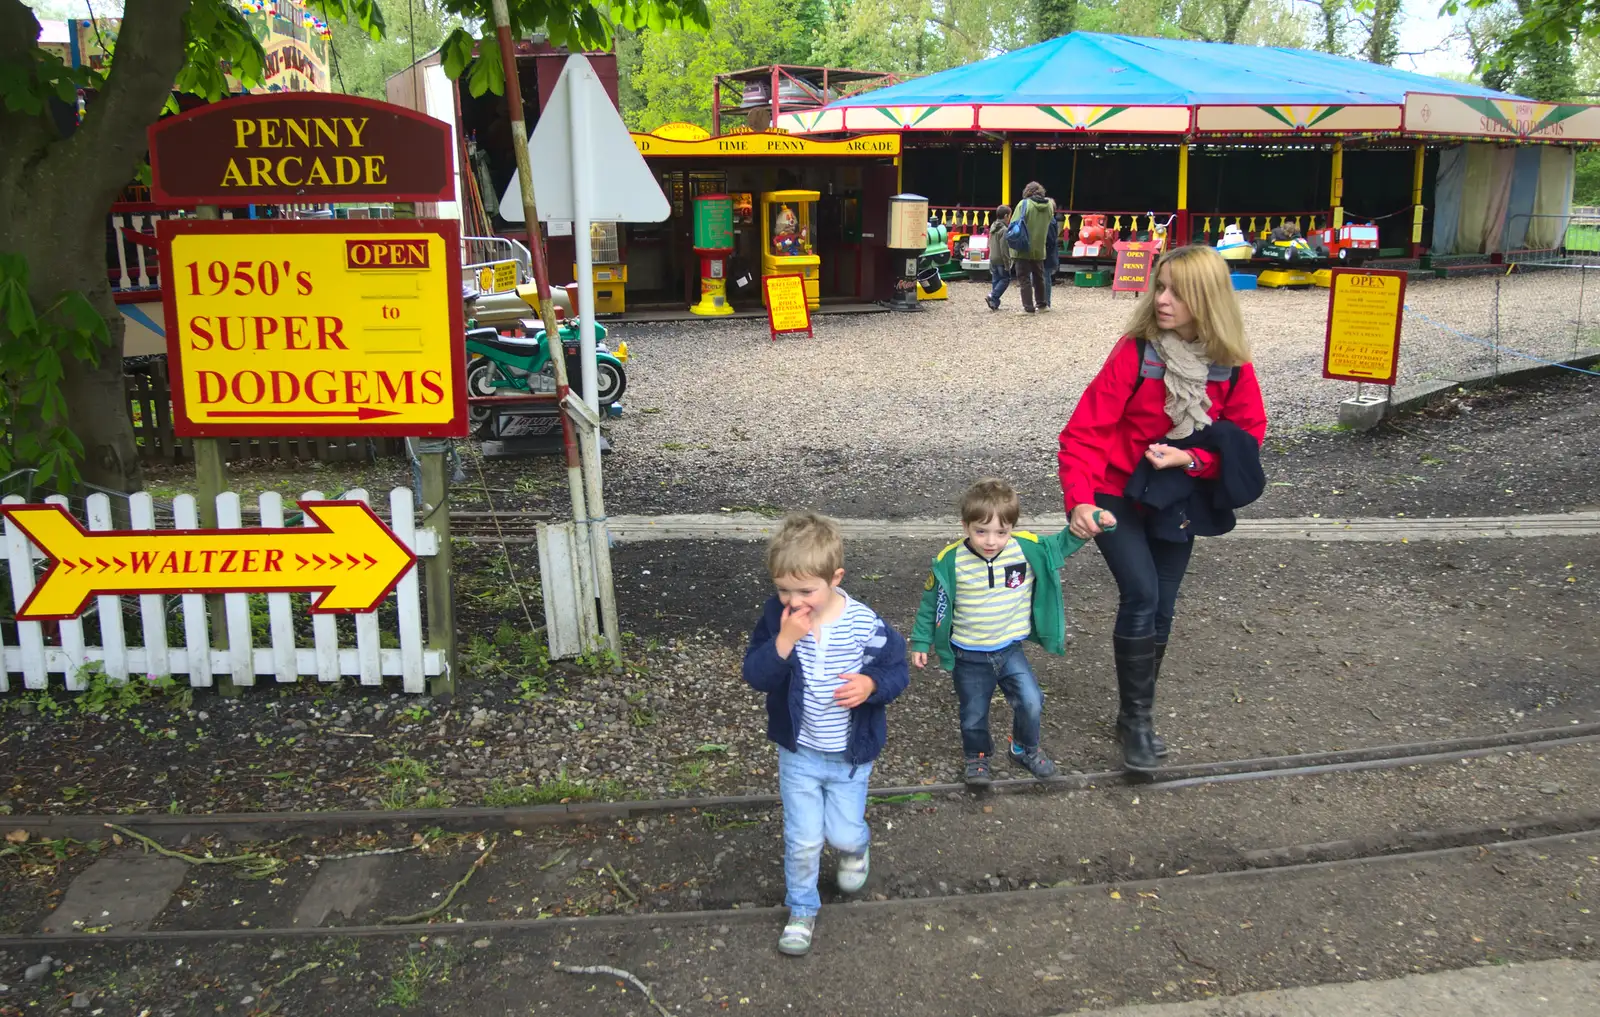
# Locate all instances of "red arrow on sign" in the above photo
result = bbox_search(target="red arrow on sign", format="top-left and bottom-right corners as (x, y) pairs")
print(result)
(205, 408), (401, 420)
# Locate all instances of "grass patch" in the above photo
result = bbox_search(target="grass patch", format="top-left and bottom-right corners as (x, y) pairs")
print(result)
(482, 770), (623, 807)
(375, 757), (454, 811)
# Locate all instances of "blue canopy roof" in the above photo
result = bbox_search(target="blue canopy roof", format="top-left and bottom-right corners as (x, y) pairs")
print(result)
(829, 32), (1524, 108)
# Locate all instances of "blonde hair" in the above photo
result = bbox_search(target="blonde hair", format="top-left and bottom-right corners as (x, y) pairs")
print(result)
(1125, 245), (1251, 366)
(960, 478), (1020, 528)
(767, 512), (844, 581)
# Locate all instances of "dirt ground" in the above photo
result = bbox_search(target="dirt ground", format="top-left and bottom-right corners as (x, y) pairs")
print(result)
(2, 831), (1594, 1015)
(0, 532), (1593, 815)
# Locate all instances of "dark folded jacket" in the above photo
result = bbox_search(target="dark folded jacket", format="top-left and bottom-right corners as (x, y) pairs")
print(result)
(1122, 419), (1266, 542)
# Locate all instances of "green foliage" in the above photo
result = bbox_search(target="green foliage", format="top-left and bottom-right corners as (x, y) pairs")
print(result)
(0, 255), (108, 486)
(618, 0), (811, 131)
(326, 0), (459, 99)
(0, 45), (102, 116)
(483, 769), (623, 805)
(436, 0), (710, 99)
(1576, 149), (1600, 204)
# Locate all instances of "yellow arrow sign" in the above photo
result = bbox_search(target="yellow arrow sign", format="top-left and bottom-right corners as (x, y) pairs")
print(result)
(0, 501), (416, 620)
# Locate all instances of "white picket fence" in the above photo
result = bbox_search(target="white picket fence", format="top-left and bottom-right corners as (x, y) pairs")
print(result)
(0, 487), (441, 694)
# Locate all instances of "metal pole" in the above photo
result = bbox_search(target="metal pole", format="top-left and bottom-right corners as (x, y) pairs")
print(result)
(394, 199), (456, 698)
(567, 58), (620, 653)
(490, 0), (595, 624)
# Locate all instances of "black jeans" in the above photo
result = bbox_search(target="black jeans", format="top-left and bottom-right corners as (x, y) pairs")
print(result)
(1014, 258), (1046, 311)
(1092, 494), (1194, 640)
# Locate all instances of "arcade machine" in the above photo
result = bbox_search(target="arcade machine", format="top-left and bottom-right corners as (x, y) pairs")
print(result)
(690, 193), (736, 316)
(887, 193), (929, 312)
(761, 189), (821, 310)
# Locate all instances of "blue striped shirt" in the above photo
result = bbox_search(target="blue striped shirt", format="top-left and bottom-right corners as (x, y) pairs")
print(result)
(793, 592), (887, 753)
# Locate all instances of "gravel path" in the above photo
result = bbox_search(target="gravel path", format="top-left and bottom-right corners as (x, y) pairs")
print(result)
(593, 272), (1598, 518)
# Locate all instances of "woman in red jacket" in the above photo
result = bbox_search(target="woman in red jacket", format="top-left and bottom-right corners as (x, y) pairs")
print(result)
(1058, 245), (1267, 772)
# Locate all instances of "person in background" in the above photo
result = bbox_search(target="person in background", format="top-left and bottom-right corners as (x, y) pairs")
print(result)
(1056, 246), (1267, 773)
(986, 204), (1014, 311)
(1009, 182), (1055, 315)
(1043, 210), (1063, 310)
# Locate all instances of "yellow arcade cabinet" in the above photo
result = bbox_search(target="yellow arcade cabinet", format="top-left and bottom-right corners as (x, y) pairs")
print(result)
(761, 189), (821, 310)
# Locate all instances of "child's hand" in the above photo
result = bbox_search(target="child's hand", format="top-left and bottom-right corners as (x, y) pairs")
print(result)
(834, 672), (876, 709)
(910, 651), (928, 669)
(775, 603), (812, 657)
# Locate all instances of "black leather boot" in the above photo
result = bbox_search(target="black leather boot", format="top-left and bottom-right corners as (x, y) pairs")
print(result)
(1149, 642), (1170, 757)
(1114, 633), (1161, 773)
(1115, 640), (1170, 758)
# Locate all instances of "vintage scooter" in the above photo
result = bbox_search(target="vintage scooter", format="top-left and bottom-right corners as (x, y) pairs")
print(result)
(462, 281), (628, 438)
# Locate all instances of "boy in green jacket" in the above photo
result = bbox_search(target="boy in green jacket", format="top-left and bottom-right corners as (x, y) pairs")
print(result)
(910, 479), (1109, 788)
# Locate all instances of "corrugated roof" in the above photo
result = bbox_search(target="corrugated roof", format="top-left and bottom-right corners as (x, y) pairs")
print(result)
(829, 32), (1525, 108)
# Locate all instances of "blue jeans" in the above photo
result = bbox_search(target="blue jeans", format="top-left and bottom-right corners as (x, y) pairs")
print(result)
(989, 265), (1012, 304)
(1092, 494), (1195, 640)
(1044, 256), (1059, 306)
(778, 745), (871, 917)
(951, 640), (1043, 757)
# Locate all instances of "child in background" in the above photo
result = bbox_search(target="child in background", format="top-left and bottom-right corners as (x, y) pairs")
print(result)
(986, 204), (1014, 311)
(741, 512), (910, 956)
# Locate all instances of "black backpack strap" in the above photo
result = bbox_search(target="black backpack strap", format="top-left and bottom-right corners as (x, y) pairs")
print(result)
(1129, 337), (1148, 400)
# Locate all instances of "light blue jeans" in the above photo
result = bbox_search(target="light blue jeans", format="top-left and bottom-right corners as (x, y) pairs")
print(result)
(778, 745), (872, 917)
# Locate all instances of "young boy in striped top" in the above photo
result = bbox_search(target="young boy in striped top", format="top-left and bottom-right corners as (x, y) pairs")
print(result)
(742, 512), (909, 957)
(911, 479), (1107, 789)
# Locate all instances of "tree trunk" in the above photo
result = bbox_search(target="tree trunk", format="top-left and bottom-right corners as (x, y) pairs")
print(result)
(0, 0), (191, 493)
(1363, 0), (1401, 65)
(1317, 0), (1342, 53)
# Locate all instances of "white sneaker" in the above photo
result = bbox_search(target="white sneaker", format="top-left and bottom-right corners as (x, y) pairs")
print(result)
(836, 846), (870, 893)
(778, 913), (815, 956)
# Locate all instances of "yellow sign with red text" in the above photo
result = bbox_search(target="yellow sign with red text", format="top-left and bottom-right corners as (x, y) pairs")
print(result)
(158, 219), (466, 437)
(0, 501), (415, 620)
(1323, 269), (1406, 385)
(763, 274), (813, 340)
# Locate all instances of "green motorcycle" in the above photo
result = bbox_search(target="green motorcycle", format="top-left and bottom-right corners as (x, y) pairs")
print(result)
(463, 284), (628, 438)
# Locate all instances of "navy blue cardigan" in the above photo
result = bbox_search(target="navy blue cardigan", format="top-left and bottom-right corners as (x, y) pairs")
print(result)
(741, 594), (909, 767)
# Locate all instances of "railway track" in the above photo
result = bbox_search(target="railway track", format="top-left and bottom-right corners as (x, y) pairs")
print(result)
(0, 723), (1595, 948)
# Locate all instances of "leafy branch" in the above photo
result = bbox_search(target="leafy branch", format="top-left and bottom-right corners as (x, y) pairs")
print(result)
(0, 254), (108, 486)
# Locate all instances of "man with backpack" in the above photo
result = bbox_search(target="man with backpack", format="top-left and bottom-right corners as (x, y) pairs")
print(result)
(1008, 181), (1055, 315)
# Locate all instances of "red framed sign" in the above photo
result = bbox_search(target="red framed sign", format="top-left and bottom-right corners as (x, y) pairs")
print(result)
(148, 93), (455, 206)
(763, 274), (813, 340)
(158, 218), (467, 438)
(1112, 240), (1155, 294)
(1322, 268), (1407, 385)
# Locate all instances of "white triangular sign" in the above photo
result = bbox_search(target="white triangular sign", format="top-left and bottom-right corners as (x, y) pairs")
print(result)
(499, 55), (669, 224)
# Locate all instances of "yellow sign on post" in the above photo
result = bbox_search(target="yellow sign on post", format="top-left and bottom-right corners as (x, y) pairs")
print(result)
(1323, 268), (1406, 385)
(477, 259), (518, 294)
(158, 219), (467, 437)
(763, 274), (813, 340)
(0, 501), (416, 620)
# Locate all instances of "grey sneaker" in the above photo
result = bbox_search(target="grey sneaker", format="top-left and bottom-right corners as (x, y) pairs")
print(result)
(778, 913), (815, 956)
(964, 753), (992, 789)
(1009, 739), (1059, 779)
(837, 846), (870, 893)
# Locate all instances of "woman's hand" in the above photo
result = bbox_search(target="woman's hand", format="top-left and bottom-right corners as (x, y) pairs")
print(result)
(1145, 443), (1195, 470)
(1069, 503), (1114, 539)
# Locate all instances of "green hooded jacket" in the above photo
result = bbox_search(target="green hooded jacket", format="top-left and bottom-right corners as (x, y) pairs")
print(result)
(1010, 196), (1055, 261)
(909, 527), (1096, 671)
